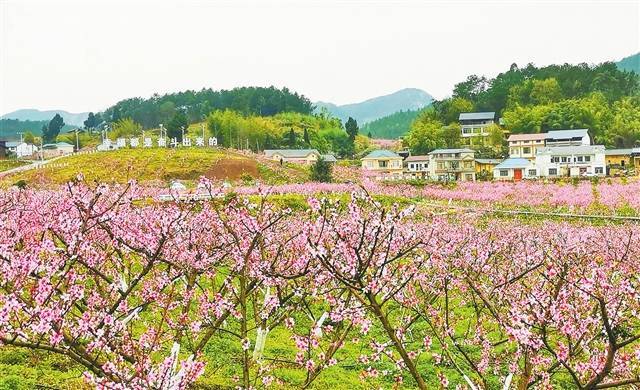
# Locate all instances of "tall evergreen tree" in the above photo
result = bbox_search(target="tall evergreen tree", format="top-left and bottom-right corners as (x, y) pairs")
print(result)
(345, 117), (359, 141)
(310, 157), (332, 182)
(42, 114), (65, 143)
(167, 109), (189, 141)
(287, 128), (297, 148)
(303, 127), (310, 145)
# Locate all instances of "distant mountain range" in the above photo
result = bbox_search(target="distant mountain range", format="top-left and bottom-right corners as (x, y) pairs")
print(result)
(314, 88), (433, 124)
(0, 109), (89, 127)
(616, 52), (639, 74)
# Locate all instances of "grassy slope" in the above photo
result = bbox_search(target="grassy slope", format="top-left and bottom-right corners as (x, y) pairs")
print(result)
(0, 160), (29, 172)
(0, 148), (312, 188)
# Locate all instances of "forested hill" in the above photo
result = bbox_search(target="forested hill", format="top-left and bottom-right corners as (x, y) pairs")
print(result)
(361, 109), (421, 139)
(102, 86), (314, 129)
(315, 88), (433, 124)
(616, 53), (639, 74)
(0, 119), (75, 141)
(1, 109), (89, 127)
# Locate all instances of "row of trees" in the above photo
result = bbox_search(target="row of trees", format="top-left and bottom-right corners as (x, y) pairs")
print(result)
(207, 110), (368, 157)
(1, 181), (638, 388)
(100, 86), (314, 129)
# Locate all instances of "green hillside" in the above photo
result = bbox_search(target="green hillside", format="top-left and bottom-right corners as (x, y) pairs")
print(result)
(0, 119), (75, 141)
(404, 60), (640, 155)
(0, 148), (313, 188)
(617, 52), (639, 74)
(361, 109), (422, 139)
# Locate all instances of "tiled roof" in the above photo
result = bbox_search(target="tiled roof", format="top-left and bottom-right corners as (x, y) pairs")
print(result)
(494, 158), (531, 169)
(545, 129), (589, 140)
(459, 112), (495, 121)
(264, 149), (319, 158)
(405, 155), (430, 162)
(604, 149), (632, 156)
(475, 158), (503, 164)
(507, 133), (546, 142)
(362, 150), (402, 159)
(428, 148), (474, 155)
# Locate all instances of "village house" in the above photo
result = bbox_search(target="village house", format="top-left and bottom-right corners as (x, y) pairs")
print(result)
(475, 158), (502, 178)
(361, 150), (404, 179)
(41, 142), (74, 158)
(428, 148), (475, 181)
(632, 148), (640, 173)
(544, 129), (591, 147)
(507, 133), (546, 159)
(0, 141), (7, 158)
(403, 155), (430, 179)
(493, 158), (537, 181)
(264, 149), (321, 164)
(459, 112), (496, 139)
(536, 145), (605, 177)
(604, 149), (633, 175)
(4, 141), (39, 158)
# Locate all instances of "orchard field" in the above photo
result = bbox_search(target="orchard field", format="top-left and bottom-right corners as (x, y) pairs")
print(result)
(1, 175), (640, 389)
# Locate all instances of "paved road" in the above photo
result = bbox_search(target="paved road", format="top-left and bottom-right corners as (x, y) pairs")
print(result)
(0, 155), (66, 178)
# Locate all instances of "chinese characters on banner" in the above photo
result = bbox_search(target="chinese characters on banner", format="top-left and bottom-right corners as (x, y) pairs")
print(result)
(98, 137), (218, 150)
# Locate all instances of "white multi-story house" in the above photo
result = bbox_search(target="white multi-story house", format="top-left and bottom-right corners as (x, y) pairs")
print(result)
(459, 112), (496, 138)
(428, 148), (476, 181)
(361, 150), (404, 180)
(507, 133), (546, 160)
(545, 129), (591, 147)
(5, 141), (39, 158)
(403, 155), (430, 179)
(536, 145), (605, 177)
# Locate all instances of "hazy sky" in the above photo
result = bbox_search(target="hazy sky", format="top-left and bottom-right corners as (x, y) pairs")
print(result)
(1, 0), (638, 114)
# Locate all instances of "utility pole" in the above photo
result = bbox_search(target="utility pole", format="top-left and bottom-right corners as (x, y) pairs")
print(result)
(74, 129), (79, 151)
(17, 132), (24, 143)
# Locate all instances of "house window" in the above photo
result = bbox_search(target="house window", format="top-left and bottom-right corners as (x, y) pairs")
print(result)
(595, 167), (604, 174)
(560, 157), (567, 163)
(577, 156), (583, 162)
(379, 160), (388, 168)
(367, 161), (373, 168)
(409, 163), (415, 170)
(528, 169), (537, 176)
(523, 147), (531, 154)
(464, 161), (472, 168)
(585, 156), (590, 162)
(450, 161), (459, 169)
(500, 170), (508, 177)
(621, 160), (625, 166)
(549, 168), (558, 176)
(437, 162), (445, 170)
(552, 157), (560, 163)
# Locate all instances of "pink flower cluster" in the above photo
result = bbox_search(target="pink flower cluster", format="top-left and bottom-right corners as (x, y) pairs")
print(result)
(0, 181), (639, 389)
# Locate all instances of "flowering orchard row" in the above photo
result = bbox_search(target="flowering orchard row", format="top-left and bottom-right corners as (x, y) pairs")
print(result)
(227, 179), (640, 212)
(1, 181), (639, 389)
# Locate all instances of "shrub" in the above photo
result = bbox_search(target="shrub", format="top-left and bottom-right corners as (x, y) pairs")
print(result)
(310, 157), (332, 182)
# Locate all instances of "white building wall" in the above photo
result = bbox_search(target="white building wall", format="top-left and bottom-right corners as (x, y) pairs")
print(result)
(536, 148), (605, 177)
